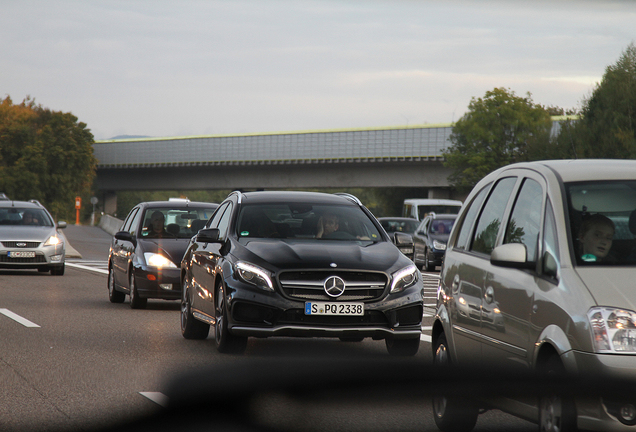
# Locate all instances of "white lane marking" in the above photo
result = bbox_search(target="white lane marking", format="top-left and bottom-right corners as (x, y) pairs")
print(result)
(424, 303), (436, 307)
(0, 309), (40, 328)
(140, 392), (169, 407)
(422, 326), (432, 331)
(420, 334), (432, 343)
(66, 262), (109, 275)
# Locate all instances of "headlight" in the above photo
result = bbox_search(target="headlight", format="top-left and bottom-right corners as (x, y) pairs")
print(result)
(390, 264), (418, 293)
(44, 235), (62, 246)
(236, 262), (274, 291)
(433, 240), (446, 251)
(589, 307), (636, 353)
(144, 253), (177, 268)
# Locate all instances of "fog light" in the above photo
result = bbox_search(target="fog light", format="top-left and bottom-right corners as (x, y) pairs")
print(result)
(620, 404), (636, 422)
(50, 254), (63, 263)
(159, 284), (173, 290)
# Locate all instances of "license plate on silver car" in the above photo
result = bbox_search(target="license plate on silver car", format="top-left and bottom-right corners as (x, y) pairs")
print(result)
(8, 251), (35, 258)
(305, 302), (364, 316)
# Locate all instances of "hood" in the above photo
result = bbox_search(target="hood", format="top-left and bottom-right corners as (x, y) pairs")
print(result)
(235, 239), (409, 273)
(576, 267), (636, 311)
(138, 238), (191, 264)
(430, 233), (450, 243)
(0, 226), (58, 242)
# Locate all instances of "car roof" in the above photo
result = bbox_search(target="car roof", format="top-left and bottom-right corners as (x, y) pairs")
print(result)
(238, 191), (361, 206)
(139, 200), (218, 209)
(0, 200), (44, 209)
(403, 198), (462, 205)
(495, 159), (636, 183)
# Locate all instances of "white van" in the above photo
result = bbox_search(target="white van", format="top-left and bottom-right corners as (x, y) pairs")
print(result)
(402, 198), (463, 221)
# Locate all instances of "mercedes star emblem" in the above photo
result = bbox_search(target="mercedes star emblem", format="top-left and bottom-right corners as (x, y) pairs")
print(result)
(324, 276), (346, 298)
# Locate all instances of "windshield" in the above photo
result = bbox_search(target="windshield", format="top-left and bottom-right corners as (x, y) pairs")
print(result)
(0, 207), (53, 227)
(140, 207), (215, 239)
(566, 181), (636, 265)
(236, 203), (382, 241)
(381, 219), (419, 234)
(418, 205), (461, 220)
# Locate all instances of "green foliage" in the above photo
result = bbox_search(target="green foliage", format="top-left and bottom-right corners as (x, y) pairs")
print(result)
(567, 43), (636, 158)
(0, 96), (96, 221)
(443, 87), (553, 190)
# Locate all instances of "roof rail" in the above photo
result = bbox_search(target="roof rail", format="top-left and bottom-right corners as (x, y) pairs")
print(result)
(29, 199), (43, 206)
(168, 197), (190, 202)
(334, 193), (362, 206)
(228, 190), (244, 204)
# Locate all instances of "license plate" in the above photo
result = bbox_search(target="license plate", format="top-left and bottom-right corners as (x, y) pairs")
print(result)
(8, 251), (35, 258)
(305, 302), (364, 316)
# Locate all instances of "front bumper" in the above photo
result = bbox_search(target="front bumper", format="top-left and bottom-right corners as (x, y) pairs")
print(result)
(0, 247), (65, 270)
(224, 277), (424, 340)
(133, 266), (182, 300)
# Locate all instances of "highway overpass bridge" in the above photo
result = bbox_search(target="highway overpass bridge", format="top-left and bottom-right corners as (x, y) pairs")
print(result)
(94, 123), (457, 214)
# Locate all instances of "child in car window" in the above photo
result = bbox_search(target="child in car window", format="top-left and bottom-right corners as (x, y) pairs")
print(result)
(579, 214), (615, 262)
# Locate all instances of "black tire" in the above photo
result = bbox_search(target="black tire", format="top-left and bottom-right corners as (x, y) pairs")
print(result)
(129, 272), (147, 309)
(537, 355), (577, 432)
(425, 250), (435, 272)
(385, 336), (420, 356)
(51, 264), (65, 276)
(214, 282), (247, 354)
(432, 332), (479, 432)
(108, 267), (125, 303)
(180, 277), (210, 339)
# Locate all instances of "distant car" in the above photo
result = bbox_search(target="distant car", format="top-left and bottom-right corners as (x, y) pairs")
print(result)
(378, 217), (419, 260)
(180, 191), (423, 355)
(433, 159), (636, 432)
(412, 213), (457, 271)
(107, 200), (218, 309)
(402, 198), (462, 220)
(0, 200), (67, 275)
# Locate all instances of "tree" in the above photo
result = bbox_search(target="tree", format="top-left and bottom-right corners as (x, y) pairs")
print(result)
(0, 96), (96, 220)
(565, 43), (636, 158)
(442, 88), (553, 190)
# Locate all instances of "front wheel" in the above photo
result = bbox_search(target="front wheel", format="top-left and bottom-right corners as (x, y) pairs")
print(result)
(129, 272), (147, 309)
(214, 283), (247, 354)
(537, 355), (577, 432)
(385, 336), (420, 356)
(181, 278), (209, 339)
(51, 264), (65, 276)
(108, 267), (125, 303)
(432, 332), (479, 432)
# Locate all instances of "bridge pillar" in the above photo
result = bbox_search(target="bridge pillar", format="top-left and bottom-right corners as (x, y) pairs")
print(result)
(103, 191), (118, 216)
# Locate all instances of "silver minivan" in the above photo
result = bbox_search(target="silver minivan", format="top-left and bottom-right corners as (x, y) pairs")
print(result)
(432, 160), (636, 432)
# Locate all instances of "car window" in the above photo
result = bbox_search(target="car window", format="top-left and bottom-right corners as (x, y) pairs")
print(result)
(566, 180), (636, 265)
(140, 206), (215, 238)
(0, 208), (54, 227)
(236, 203), (381, 242)
(542, 199), (559, 280)
(208, 202), (229, 229)
(128, 208), (144, 236)
(431, 218), (454, 235)
(504, 178), (543, 263)
(216, 203), (233, 239)
(470, 177), (517, 255)
(120, 207), (139, 232)
(454, 185), (489, 251)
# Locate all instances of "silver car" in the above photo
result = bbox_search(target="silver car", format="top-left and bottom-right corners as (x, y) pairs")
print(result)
(432, 160), (636, 432)
(0, 200), (67, 275)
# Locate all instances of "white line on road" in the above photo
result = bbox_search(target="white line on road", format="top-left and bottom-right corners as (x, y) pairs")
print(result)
(140, 392), (169, 407)
(66, 262), (109, 275)
(420, 334), (432, 343)
(0, 309), (40, 328)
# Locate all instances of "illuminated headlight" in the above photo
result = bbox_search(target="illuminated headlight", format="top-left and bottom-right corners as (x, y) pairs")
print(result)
(433, 240), (446, 251)
(144, 253), (177, 268)
(236, 262), (274, 291)
(589, 307), (636, 353)
(44, 235), (63, 246)
(390, 264), (418, 293)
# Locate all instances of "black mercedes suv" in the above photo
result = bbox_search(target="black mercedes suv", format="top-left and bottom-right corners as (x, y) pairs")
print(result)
(180, 191), (423, 355)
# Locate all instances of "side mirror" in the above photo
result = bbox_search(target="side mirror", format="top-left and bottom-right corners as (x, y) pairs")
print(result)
(115, 231), (135, 243)
(490, 243), (535, 269)
(197, 228), (221, 244)
(57, 221), (67, 229)
(394, 232), (414, 259)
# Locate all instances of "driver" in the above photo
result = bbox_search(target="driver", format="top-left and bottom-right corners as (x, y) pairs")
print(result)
(316, 213), (339, 238)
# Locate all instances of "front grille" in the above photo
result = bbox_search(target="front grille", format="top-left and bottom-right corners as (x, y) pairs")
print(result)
(279, 270), (387, 302)
(2, 241), (41, 248)
(0, 254), (46, 263)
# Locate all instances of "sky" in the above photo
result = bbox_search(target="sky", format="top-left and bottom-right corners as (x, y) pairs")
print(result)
(2, 0), (635, 141)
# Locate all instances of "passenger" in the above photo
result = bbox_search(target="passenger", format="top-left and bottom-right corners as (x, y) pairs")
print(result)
(437, 223), (446, 234)
(22, 211), (39, 225)
(316, 213), (339, 238)
(146, 211), (167, 237)
(579, 214), (615, 262)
